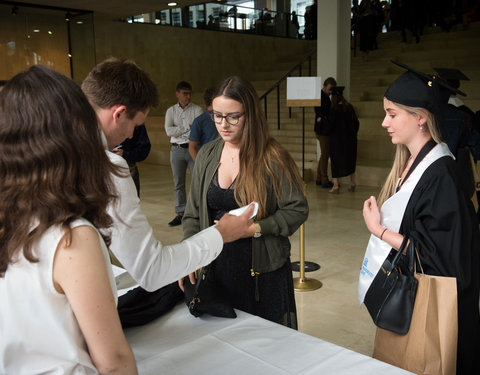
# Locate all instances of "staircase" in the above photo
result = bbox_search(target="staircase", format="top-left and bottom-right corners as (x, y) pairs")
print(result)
(143, 22), (480, 188)
(258, 22), (480, 186)
(350, 22), (480, 187)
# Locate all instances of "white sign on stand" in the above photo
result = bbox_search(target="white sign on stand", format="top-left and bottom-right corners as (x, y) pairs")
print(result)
(286, 76), (322, 107)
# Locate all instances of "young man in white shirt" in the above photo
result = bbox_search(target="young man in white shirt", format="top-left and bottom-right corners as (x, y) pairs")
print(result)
(82, 58), (254, 291)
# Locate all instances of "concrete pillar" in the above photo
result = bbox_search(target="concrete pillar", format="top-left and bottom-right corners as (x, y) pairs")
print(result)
(316, 0), (351, 99)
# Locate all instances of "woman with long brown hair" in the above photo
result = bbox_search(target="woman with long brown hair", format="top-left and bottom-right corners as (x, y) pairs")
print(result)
(0, 66), (137, 374)
(181, 76), (308, 328)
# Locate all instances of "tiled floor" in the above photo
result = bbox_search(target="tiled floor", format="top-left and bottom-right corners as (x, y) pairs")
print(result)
(137, 163), (380, 356)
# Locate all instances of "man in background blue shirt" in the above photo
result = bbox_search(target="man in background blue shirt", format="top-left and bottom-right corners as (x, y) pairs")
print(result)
(189, 87), (218, 160)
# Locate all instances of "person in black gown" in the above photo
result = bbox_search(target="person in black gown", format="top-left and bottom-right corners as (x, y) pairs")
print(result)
(362, 62), (480, 374)
(180, 76), (308, 328)
(327, 86), (359, 193)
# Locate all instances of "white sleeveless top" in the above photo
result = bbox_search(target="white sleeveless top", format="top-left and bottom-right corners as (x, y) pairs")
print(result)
(0, 218), (116, 374)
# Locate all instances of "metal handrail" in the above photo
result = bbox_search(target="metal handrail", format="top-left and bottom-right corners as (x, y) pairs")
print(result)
(259, 50), (316, 130)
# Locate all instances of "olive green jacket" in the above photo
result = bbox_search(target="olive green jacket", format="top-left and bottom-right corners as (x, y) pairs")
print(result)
(183, 138), (309, 274)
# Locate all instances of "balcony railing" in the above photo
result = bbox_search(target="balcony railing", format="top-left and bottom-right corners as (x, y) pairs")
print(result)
(124, 2), (307, 39)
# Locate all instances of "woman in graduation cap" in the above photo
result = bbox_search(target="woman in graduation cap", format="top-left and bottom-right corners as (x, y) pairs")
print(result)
(359, 62), (480, 374)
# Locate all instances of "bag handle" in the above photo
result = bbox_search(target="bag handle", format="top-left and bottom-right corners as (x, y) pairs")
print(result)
(389, 235), (416, 275)
(188, 266), (207, 311)
(414, 246), (425, 275)
(389, 235), (409, 267)
(193, 266), (207, 296)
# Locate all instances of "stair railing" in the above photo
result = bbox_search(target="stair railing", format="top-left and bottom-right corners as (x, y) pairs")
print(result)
(259, 50), (316, 130)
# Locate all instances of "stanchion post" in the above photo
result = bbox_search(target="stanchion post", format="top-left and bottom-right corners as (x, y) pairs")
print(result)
(286, 76), (323, 292)
(293, 223), (322, 291)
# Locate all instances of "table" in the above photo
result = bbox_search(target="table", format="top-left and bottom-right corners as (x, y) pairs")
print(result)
(124, 304), (413, 374)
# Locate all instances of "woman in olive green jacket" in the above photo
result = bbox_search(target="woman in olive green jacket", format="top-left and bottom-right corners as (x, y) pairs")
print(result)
(182, 76), (308, 328)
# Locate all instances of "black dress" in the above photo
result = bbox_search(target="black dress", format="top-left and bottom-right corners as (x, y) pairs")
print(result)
(329, 105), (359, 178)
(206, 171), (297, 329)
(399, 152), (480, 374)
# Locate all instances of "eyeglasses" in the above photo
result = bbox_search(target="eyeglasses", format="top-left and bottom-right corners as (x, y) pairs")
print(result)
(210, 111), (245, 125)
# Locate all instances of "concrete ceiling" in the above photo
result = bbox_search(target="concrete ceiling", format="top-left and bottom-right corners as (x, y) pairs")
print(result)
(9, 0), (213, 17)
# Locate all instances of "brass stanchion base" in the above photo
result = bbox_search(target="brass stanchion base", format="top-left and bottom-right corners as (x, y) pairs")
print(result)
(293, 277), (322, 291)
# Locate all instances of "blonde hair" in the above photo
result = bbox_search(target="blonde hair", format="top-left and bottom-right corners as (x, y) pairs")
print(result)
(377, 102), (442, 206)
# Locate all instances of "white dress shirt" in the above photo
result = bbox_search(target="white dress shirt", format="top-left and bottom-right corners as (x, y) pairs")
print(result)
(106, 150), (223, 291)
(165, 102), (202, 144)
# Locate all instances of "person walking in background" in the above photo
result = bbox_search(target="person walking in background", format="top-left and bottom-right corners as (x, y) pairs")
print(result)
(327, 86), (359, 194)
(179, 76), (308, 328)
(0, 66), (137, 374)
(165, 81), (202, 226)
(189, 87), (218, 161)
(314, 77), (337, 188)
(112, 123), (151, 197)
(360, 62), (480, 374)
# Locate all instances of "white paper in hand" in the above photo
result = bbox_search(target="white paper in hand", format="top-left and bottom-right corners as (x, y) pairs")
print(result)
(228, 201), (258, 219)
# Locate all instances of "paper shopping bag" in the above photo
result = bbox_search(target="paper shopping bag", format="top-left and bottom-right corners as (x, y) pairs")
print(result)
(373, 272), (458, 375)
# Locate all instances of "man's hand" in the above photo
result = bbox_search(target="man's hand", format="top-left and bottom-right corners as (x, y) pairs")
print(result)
(215, 204), (255, 243)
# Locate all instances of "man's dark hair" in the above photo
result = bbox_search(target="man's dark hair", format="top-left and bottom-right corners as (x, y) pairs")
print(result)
(323, 77), (337, 87)
(81, 57), (159, 119)
(203, 87), (216, 107)
(176, 81), (192, 92)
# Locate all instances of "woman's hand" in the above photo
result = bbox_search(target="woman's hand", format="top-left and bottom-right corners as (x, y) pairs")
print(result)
(178, 272), (196, 292)
(363, 196), (384, 238)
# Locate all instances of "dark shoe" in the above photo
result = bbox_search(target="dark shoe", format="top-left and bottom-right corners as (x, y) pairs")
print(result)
(348, 184), (356, 192)
(168, 214), (183, 227)
(315, 180), (322, 186)
(321, 181), (334, 189)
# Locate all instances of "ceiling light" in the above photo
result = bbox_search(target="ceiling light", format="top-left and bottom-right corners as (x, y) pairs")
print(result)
(168, 2), (177, 6)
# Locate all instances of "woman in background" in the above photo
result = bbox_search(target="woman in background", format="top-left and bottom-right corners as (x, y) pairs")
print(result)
(327, 86), (359, 193)
(180, 76), (308, 328)
(0, 66), (137, 374)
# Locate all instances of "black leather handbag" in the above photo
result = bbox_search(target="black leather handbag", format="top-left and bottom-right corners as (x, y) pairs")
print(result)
(183, 266), (236, 319)
(364, 236), (418, 335)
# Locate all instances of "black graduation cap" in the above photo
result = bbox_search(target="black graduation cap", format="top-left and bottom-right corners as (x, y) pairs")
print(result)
(433, 67), (469, 90)
(385, 60), (466, 115)
(331, 86), (345, 96)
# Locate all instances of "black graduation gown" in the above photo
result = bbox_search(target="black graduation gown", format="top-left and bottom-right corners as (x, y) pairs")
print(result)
(329, 105), (359, 178)
(399, 155), (480, 374)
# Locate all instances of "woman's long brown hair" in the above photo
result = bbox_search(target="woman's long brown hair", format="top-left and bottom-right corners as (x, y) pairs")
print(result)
(214, 76), (305, 218)
(0, 66), (119, 276)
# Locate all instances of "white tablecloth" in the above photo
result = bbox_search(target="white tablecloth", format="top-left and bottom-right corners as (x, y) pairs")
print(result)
(124, 303), (413, 375)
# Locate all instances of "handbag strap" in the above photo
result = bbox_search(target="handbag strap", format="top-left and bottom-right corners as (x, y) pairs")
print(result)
(193, 266), (207, 296)
(390, 235), (416, 275)
(414, 246), (425, 275)
(390, 235), (409, 268)
(188, 266), (207, 311)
